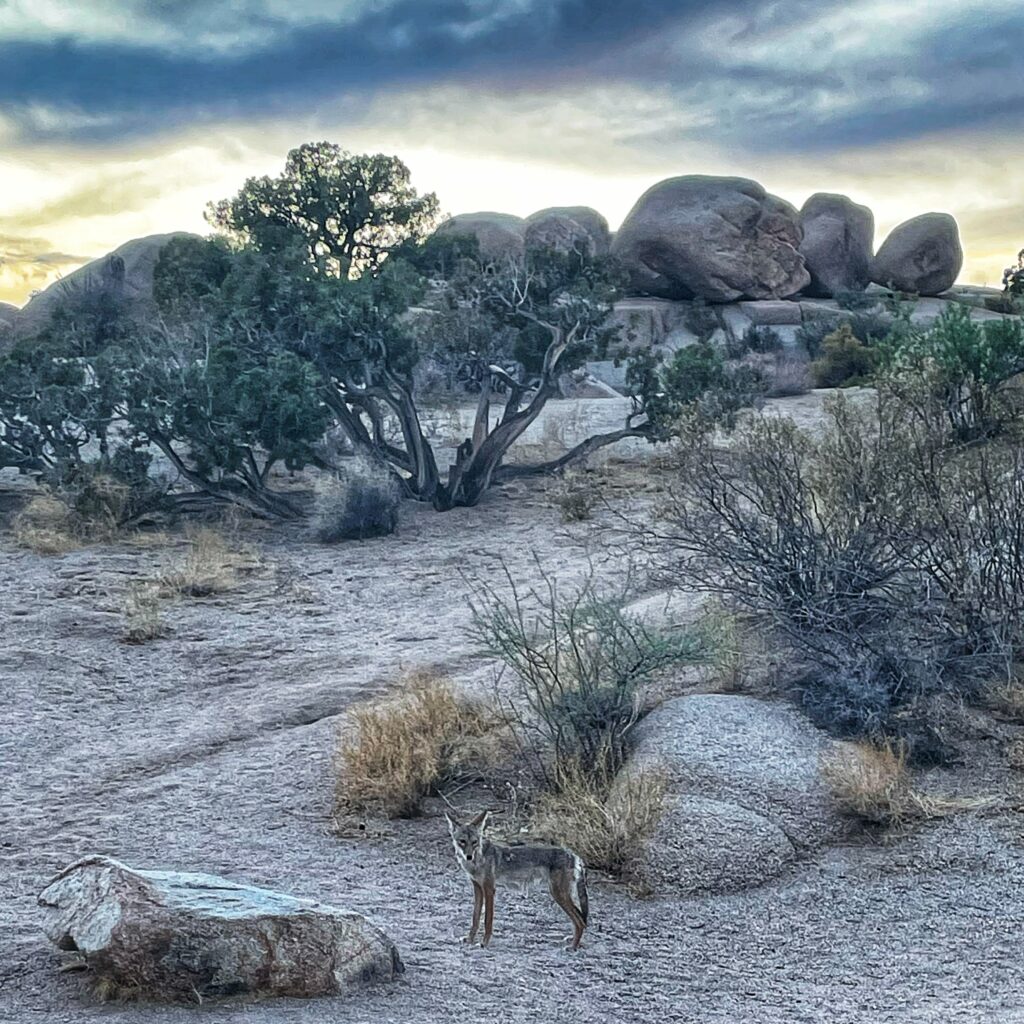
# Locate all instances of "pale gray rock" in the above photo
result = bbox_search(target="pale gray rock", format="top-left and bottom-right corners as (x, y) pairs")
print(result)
(525, 213), (596, 257)
(612, 176), (810, 303)
(633, 694), (849, 849)
(15, 233), (197, 339)
(434, 212), (525, 263)
(526, 206), (612, 255)
(799, 193), (874, 297)
(870, 213), (963, 296)
(38, 856), (403, 1003)
(738, 300), (803, 325)
(632, 794), (795, 895)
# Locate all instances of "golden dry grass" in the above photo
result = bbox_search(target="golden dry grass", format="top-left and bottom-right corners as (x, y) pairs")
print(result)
(530, 759), (667, 878)
(12, 494), (79, 554)
(548, 469), (604, 523)
(121, 584), (166, 644)
(335, 672), (501, 819)
(821, 741), (1000, 827)
(158, 528), (257, 598)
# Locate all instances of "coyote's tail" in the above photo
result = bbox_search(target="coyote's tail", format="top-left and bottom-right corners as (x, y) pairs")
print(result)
(573, 854), (589, 925)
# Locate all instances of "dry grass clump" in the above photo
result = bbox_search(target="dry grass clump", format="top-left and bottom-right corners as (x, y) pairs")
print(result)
(984, 674), (1024, 721)
(121, 584), (166, 644)
(312, 460), (400, 543)
(335, 672), (500, 818)
(549, 469), (603, 523)
(158, 528), (256, 598)
(530, 759), (667, 878)
(12, 494), (78, 554)
(822, 741), (999, 827)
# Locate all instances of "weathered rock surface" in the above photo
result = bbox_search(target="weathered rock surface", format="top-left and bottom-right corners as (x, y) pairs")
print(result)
(799, 193), (874, 297)
(870, 213), (963, 295)
(634, 794), (795, 896)
(38, 856), (403, 1003)
(738, 300), (803, 325)
(434, 212), (525, 263)
(525, 212), (597, 257)
(526, 206), (612, 255)
(15, 233), (196, 339)
(612, 176), (810, 303)
(633, 694), (848, 850)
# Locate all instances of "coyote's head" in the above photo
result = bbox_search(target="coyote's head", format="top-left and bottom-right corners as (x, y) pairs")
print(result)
(445, 810), (490, 863)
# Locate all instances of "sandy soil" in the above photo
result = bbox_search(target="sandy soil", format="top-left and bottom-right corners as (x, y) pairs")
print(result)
(2, 396), (1024, 1024)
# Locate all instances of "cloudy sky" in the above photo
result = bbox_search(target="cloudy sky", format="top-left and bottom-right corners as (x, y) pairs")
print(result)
(0, 0), (1018, 305)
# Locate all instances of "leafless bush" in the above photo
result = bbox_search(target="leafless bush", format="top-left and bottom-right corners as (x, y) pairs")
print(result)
(470, 565), (711, 789)
(549, 468), (603, 522)
(643, 391), (1024, 761)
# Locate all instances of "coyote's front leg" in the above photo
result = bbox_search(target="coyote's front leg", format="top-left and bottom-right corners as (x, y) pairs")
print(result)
(463, 880), (483, 944)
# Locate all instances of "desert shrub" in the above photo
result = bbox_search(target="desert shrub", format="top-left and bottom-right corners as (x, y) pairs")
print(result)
(550, 468), (602, 522)
(879, 304), (1024, 440)
(471, 567), (710, 788)
(646, 391), (1024, 761)
(335, 671), (498, 817)
(822, 740), (999, 826)
(1003, 247), (1024, 300)
(796, 311), (891, 359)
(739, 351), (811, 398)
(983, 674), (1024, 722)
(158, 528), (255, 597)
(834, 289), (879, 312)
(810, 323), (878, 387)
(530, 759), (667, 878)
(12, 494), (78, 554)
(726, 324), (783, 359)
(313, 460), (401, 542)
(121, 584), (166, 644)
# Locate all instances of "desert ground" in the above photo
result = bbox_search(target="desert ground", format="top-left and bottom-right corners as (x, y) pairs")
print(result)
(2, 395), (1024, 1024)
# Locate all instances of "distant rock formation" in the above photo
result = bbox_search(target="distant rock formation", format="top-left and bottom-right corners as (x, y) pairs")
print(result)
(433, 211), (525, 262)
(14, 232), (199, 339)
(799, 193), (874, 298)
(611, 175), (810, 303)
(526, 206), (612, 255)
(871, 213), (963, 296)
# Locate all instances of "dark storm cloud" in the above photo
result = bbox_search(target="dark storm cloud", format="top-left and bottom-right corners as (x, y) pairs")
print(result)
(0, 0), (1021, 155)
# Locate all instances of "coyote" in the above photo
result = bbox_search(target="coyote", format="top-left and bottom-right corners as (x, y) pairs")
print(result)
(445, 810), (589, 950)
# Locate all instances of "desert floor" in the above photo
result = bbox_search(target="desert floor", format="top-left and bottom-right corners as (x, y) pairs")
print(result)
(2, 394), (1024, 1024)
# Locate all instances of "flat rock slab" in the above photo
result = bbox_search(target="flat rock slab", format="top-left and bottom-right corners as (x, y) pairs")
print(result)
(38, 856), (403, 1003)
(738, 300), (804, 325)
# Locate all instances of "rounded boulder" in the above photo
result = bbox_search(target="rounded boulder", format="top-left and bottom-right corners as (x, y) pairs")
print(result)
(870, 213), (963, 296)
(799, 193), (874, 297)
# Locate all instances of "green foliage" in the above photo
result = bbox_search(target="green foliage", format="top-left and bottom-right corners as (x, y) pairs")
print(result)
(834, 289), (878, 312)
(725, 324), (783, 359)
(632, 341), (767, 440)
(810, 323), (879, 387)
(207, 142), (439, 278)
(1003, 247), (1024, 299)
(683, 299), (721, 344)
(879, 304), (1024, 440)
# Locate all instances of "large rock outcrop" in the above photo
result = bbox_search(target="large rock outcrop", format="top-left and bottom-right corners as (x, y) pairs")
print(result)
(612, 176), (810, 303)
(626, 695), (850, 895)
(526, 206), (612, 255)
(15, 233), (197, 339)
(433, 212), (525, 263)
(799, 193), (874, 297)
(38, 857), (403, 1003)
(870, 213), (963, 296)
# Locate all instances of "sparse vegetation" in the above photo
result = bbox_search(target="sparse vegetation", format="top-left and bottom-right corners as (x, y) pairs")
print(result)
(158, 528), (255, 598)
(549, 468), (603, 522)
(121, 584), (166, 644)
(312, 460), (401, 542)
(822, 741), (999, 826)
(335, 672), (499, 818)
(531, 760), (667, 879)
(810, 322), (878, 387)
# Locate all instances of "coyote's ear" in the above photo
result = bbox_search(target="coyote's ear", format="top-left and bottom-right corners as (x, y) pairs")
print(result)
(444, 811), (459, 833)
(469, 809), (490, 832)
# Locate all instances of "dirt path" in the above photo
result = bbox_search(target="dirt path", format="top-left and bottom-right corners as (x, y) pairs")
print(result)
(2, 456), (1024, 1024)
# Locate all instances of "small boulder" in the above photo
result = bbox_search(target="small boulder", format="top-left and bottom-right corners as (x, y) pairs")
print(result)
(434, 212), (525, 263)
(526, 206), (612, 255)
(870, 213), (963, 296)
(38, 857), (403, 1003)
(799, 193), (875, 298)
(633, 694), (848, 849)
(612, 176), (810, 303)
(632, 794), (795, 895)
